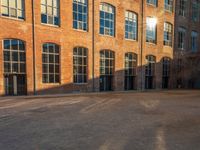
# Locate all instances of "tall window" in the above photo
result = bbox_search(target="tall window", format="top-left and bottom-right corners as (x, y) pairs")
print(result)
(73, 47), (87, 83)
(179, 0), (187, 17)
(100, 50), (114, 91)
(145, 55), (156, 89)
(147, 0), (157, 6)
(3, 39), (26, 74)
(1, 0), (25, 19)
(164, 22), (173, 46)
(178, 27), (186, 49)
(165, 0), (173, 12)
(192, 1), (200, 22)
(125, 11), (137, 40)
(146, 17), (157, 44)
(42, 43), (60, 83)
(100, 50), (114, 76)
(191, 31), (198, 52)
(124, 53), (137, 90)
(41, 0), (59, 26)
(100, 3), (115, 36)
(73, 0), (88, 31)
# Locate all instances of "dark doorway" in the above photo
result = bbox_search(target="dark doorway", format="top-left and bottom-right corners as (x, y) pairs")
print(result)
(145, 55), (156, 89)
(162, 57), (170, 89)
(162, 77), (169, 89)
(125, 76), (135, 90)
(100, 75), (113, 91)
(4, 74), (27, 96)
(145, 76), (154, 89)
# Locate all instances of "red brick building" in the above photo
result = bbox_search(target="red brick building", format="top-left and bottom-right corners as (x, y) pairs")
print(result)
(0, 0), (175, 95)
(173, 0), (200, 88)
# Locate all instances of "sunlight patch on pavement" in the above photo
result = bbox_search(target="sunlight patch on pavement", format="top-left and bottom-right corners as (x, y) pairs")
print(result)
(155, 127), (166, 150)
(139, 99), (160, 110)
(99, 137), (128, 150)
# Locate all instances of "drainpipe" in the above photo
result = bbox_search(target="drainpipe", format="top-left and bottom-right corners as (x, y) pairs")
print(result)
(32, 0), (36, 95)
(92, 0), (95, 92)
(140, 0), (144, 91)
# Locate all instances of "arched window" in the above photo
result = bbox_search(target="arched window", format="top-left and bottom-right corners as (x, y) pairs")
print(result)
(73, 47), (87, 83)
(124, 52), (137, 90)
(41, 0), (60, 26)
(42, 43), (60, 83)
(145, 55), (156, 89)
(1, 0), (25, 19)
(73, 0), (88, 31)
(3, 39), (26, 73)
(100, 50), (114, 91)
(125, 11), (138, 40)
(100, 50), (114, 76)
(125, 52), (137, 77)
(100, 3), (115, 36)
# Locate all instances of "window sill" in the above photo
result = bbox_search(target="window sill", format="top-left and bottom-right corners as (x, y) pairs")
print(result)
(164, 10), (173, 14)
(42, 83), (61, 85)
(99, 34), (115, 38)
(164, 45), (172, 48)
(146, 42), (157, 45)
(0, 15), (25, 22)
(73, 28), (88, 33)
(41, 23), (60, 28)
(125, 38), (138, 42)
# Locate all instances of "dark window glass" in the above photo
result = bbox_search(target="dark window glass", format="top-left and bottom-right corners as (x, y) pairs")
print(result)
(42, 43), (60, 83)
(3, 39), (26, 74)
(99, 3), (115, 36)
(41, 0), (60, 26)
(73, 47), (87, 83)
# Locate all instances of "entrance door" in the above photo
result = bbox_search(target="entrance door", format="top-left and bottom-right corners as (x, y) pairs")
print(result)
(100, 75), (113, 91)
(125, 76), (135, 90)
(4, 74), (27, 96)
(162, 77), (169, 89)
(145, 76), (153, 89)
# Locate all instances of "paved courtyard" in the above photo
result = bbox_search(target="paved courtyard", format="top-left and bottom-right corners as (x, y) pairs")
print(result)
(0, 90), (200, 150)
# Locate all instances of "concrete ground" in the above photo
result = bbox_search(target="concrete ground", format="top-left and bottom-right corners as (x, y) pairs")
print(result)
(0, 90), (200, 150)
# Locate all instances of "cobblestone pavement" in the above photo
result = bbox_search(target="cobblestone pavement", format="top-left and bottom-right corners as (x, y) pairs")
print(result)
(0, 90), (200, 150)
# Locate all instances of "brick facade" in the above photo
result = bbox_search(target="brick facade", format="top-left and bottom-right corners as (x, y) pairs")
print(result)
(0, 0), (175, 95)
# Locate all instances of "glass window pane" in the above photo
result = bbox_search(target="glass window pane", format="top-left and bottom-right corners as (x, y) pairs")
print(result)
(2, 0), (8, 6)
(4, 40), (10, 49)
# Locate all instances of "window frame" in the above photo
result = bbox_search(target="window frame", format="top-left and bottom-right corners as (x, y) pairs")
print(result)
(3, 39), (26, 74)
(164, 22), (173, 47)
(146, 0), (158, 7)
(100, 50), (115, 76)
(73, 0), (88, 31)
(178, 27), (186, 50)
(73, 47), (88, 84)
(146, 17), (157, 44)
(125, 11), (138, 41)
(99, 3), (115, 37)
(42, 43), (60, 84)
(0, 0), (25, 20)
(41, 0), (60, 26)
